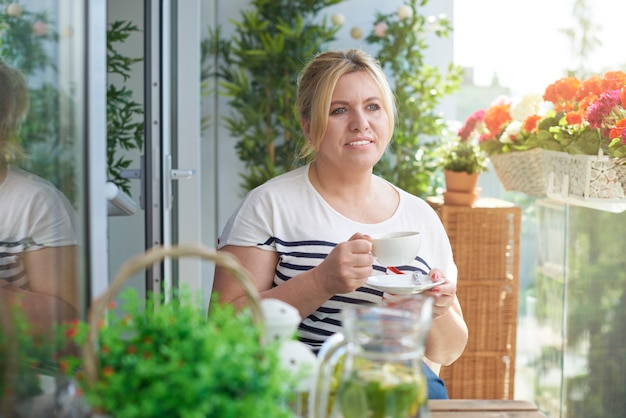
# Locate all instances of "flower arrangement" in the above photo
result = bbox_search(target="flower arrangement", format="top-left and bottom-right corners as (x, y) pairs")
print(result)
(439, 110), (489, 175)
(476, 71), (626, 158)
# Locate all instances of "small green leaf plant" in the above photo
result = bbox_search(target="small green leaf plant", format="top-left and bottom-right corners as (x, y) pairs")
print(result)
(61, 288), (295, 418)
(366, 0), (464, 198)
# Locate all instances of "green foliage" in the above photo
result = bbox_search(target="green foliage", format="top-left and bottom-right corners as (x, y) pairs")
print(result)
(107, 20), (144, 195)
(63, 288), (294, 418)
(207, 0), (345, 194)
(0, 302), (66, 402)
(439, 138), (488, 174)
(366, 0), (464, 198)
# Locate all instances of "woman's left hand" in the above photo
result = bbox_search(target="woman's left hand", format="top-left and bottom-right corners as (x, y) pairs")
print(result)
(423, 268), (456, 321)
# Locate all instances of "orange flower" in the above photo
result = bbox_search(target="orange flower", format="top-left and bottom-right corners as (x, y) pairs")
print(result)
(601, 70), (626, 91)
(127, 345), (137, 354)
(564, 111), (584, 126)
(523, 114), (541, 133)
(60, 360), (70, 374)
(609, 119), (626, 140)
(575, 75), (603, 103)
(102, 366), (115, 378)
(543, 76), (581, 111)
(621, 86), (626, 108)
(483, 103), (511, 139)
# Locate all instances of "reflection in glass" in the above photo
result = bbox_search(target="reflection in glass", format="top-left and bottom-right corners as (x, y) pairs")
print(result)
(0, 1), (84, 415)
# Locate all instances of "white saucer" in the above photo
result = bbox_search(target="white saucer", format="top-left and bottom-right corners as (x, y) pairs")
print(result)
(366, 274), (445, 294)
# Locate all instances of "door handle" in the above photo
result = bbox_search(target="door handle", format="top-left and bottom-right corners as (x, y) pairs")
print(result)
(170, 169), (194, 180)
(165, 155), (195, 210)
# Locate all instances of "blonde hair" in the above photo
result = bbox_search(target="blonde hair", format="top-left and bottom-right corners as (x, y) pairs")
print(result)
(295, 49), (396, 161)
(0, 59), (29, 165)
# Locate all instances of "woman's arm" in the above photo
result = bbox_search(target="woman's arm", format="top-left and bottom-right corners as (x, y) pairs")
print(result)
(423, 278), (468, 366)
(213, 233), (374, 319)
(23, 245), (80, 315)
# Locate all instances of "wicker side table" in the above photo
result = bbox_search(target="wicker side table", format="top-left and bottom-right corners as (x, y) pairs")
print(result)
(427, 196), (522, 400)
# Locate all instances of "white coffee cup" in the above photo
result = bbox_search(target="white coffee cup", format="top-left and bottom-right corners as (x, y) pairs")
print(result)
(370, 231), (421, 267)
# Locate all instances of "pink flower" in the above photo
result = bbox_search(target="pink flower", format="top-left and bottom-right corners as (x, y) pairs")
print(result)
(374, 22), (388, 37)
(587, 89), (621, 129)
(458, 109), (485, 141)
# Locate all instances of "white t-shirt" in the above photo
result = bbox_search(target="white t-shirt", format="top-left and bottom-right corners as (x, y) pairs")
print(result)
(218, 164), (457, 352)
(0, 167), (78, 287)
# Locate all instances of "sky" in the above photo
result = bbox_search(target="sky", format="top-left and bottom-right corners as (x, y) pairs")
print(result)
(453, 0), (626, 96)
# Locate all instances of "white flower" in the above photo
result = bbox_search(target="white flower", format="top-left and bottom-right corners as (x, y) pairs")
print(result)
(350, 26), (363, 39)
(500, 121), (523, 144)
(397, 5), (413, 20)
(6, 3), (22, 17)
(331, 13), (345, 27)
(510, 93), (544, 121)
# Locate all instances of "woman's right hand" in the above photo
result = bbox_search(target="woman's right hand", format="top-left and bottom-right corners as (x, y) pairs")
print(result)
(312, 232), (373, 295)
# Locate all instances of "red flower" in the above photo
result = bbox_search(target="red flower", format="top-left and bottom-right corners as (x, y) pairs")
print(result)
(64, 319), (80, 338)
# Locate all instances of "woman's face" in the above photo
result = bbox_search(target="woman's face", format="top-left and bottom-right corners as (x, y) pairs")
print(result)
(308, 71), (391, 171)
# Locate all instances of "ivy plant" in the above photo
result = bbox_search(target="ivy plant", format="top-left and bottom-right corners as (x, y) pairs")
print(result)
(366, 0), (464, 198)
(207, 0), (345, 194)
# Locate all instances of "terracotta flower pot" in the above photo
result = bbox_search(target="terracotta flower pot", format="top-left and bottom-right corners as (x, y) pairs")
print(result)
(443, 170), (481, 206)
(444, 170), (479, 193)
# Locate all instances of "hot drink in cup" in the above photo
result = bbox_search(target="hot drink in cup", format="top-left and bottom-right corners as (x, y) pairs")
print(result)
(370, 231), (421, 267)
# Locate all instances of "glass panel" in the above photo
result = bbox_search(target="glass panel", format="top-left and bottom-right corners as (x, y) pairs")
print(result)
(1, 0), (86, 413)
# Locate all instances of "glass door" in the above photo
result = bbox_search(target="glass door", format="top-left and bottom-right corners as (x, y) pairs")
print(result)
(106, 0), (215, 305)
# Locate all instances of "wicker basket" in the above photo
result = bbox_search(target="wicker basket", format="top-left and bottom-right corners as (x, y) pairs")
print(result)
(543, 150), (626, 200)
(81, 243), (263, 390)
(489, 148), (546, 196)
(542, 150), (626, 212)
(427, 198), (521, 400)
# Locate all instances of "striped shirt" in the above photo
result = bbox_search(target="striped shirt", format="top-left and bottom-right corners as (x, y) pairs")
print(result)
(0, 167), (77, 287)
(218, 164), (456, 352)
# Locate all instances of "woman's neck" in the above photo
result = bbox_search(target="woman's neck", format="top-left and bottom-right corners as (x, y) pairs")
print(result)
(308, 160), (399, 224)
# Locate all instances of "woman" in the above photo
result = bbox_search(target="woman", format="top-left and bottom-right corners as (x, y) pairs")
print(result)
(214, 49), (468, 398)
(0, 59), (79, 331)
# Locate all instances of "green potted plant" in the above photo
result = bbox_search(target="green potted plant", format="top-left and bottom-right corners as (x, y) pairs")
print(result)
(60, 244), (297, 418)
(438, 110), (488, 206)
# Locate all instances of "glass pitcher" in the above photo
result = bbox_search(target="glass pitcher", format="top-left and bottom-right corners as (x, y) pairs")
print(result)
(310, 294), (433, 418)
